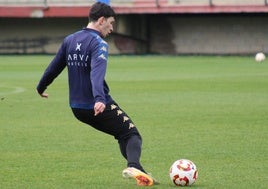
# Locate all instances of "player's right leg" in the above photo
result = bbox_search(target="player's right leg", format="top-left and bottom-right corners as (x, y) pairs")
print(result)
(122, 167), (159, 186)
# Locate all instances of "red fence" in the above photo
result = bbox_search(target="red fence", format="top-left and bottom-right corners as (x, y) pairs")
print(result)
(1, 0), (268, 17)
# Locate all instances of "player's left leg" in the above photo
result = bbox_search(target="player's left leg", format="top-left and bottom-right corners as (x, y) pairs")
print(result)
(118, 134), (146, 173)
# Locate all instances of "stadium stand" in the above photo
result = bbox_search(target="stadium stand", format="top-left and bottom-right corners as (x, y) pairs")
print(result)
(1, 0), (268, 54)
(0, 38), (48, 54)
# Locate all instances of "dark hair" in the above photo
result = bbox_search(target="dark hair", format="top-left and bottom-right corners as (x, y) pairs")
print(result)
(89, 2), (116, 21)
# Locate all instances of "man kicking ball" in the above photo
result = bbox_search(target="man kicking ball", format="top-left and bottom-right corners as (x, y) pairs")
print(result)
(36, 2), (158, 186)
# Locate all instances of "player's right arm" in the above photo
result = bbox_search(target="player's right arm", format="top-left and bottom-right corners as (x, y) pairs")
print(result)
(36, 40), (67, 97)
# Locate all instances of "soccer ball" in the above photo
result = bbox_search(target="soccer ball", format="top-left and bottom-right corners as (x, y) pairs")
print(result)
(255, 52), (265, 62)
(169, 159), (198, 186)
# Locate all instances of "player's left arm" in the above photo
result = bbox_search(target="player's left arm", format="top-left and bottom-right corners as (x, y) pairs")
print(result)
(90, 37), (109, 115)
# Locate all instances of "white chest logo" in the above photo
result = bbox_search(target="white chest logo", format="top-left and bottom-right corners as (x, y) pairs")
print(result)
(76, 43), (82, 51)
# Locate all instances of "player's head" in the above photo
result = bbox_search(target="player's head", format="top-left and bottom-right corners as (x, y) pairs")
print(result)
(89, 2), (115, 37)
(89, 2), (116, 22)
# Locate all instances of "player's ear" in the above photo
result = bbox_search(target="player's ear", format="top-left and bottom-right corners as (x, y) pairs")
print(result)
(98, 16), (106, 25)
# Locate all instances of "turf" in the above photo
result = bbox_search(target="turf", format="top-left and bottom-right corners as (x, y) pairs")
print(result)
(0, 55), (267, 189)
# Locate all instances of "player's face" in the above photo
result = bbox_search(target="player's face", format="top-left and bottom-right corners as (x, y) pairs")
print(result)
(100, 17), (115, 38)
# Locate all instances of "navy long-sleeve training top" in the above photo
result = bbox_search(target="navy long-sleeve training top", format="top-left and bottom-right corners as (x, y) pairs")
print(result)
(37, 28), (113, 109)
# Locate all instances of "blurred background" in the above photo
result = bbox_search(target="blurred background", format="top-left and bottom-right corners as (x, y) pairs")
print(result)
(0, 0), (268, 55)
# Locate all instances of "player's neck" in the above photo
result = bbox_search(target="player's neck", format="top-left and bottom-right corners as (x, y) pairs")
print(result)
(87, 22), (100, 32)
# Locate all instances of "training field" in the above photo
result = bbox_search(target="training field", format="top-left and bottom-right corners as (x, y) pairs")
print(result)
(0, 55), (267, 188)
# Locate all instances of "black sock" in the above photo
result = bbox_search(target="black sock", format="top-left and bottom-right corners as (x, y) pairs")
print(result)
(126, 135), (146, 173)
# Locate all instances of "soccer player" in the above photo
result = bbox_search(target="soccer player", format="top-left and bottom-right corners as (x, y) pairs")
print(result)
(36, 2), (158, 186)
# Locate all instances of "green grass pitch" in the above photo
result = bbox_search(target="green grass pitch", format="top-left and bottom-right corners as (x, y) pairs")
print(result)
(0, 55), (267, 189)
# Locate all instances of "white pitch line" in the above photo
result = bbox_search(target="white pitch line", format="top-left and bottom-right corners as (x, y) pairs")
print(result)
(0, 86), (26, 96)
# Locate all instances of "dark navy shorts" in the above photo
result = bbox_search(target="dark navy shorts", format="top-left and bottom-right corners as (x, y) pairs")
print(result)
(71, 102), (141, 140)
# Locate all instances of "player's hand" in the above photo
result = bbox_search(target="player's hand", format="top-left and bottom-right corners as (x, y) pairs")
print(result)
(94, 102), (105, 116)
(40, 93), (49, 98)
(36, 90), (48, 98)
